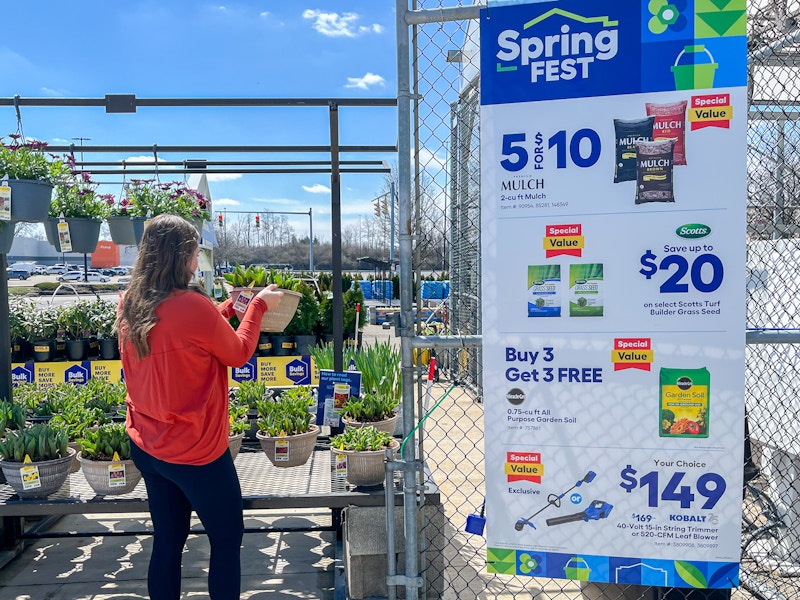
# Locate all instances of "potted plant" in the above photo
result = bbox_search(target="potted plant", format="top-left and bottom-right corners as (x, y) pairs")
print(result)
(223, 265), (303, 341)
(283, 281), (320, 356)
(0, 423), (74, 499)
(228, 401), (249, 458)
(28, 306), (60, 362)
(88, 298), (119, 360)
(9, 297), (36, 362)
(57, 301), (92, 361)
(0, 399), (27, 433)
(0, 133), (68, 222)
(77, 422), (142, 495)
(330, 426), (398, 487)
(340, 391), (400, 435)
(234, 380), (272, 439)
(125, 179), (211, 242)
(106, 193), (136, 246)
(255, 386), (318, 468)
(46, 169), (114, 253)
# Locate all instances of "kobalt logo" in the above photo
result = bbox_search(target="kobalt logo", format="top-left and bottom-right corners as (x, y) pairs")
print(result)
(496, 9), (619, 83)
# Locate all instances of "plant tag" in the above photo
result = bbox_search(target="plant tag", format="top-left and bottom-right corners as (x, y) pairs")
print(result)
(57, 220), (73, 253)
(233, 289), (254, 315)
(21, 455), (41, 490)
(334, 452), (348, 478)
(274, 439), (289, 462)
(0, 183), (10, 221)
(323, 396), (342, 428)
(108, 462), (127, 487)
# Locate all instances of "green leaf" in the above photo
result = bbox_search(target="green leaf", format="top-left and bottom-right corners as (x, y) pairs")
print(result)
(674, 561), (708, 588)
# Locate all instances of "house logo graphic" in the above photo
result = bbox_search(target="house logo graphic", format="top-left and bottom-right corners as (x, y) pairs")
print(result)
(231, 359), (257, 383)
(286, 358), (310, 385)
(64, 364), (90, 385)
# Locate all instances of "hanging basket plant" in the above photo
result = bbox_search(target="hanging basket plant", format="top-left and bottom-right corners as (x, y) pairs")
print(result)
(46, 169), (114, 253)
(0, 134), (69, 222)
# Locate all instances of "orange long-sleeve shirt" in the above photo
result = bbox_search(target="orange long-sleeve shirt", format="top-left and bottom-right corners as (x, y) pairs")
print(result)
(121, 290), (266, 465)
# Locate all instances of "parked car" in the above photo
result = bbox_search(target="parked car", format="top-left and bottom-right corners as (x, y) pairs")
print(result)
(6, 268), (30, 280)
(57, 271), (110, 283)
(45, 265), (70, 275)
(30, 265), (47, 275)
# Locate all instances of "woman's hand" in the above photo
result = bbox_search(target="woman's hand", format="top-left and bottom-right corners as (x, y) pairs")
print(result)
(256, 284), (284, 312)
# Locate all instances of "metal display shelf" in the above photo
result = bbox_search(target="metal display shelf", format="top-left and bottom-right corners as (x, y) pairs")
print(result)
(0, 444), (436, 519)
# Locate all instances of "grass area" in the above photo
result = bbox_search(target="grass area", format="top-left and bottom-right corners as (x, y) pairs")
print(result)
(8, 283), (124, 295)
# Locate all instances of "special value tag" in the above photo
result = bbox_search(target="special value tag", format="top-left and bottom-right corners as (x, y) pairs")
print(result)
(57, 220), (73, 253)
(0, 183), (11, 221)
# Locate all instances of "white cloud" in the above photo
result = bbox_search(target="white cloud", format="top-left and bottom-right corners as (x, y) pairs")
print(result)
(206, 173), (242, 182)
(124, 155), (165, 164)
(302, 183), (330, 194)
(39, 87), (64, 97)
(302, 10), (382, 38)
(213, 198), (240, 206)
(345, 72), (386, 90)
(260, 11), (269, 17)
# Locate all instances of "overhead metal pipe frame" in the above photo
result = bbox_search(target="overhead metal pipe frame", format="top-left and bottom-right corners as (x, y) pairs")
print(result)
(0, 94), (398, 407)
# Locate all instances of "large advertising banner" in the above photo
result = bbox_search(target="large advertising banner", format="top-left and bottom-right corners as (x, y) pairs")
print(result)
(479, 0), (746, 588)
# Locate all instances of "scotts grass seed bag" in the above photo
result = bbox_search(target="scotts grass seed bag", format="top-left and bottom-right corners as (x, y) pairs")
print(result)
(635, 138), (676, 204)
(659, 367), (709, 438)
(613, 116), (655, 183)
(646, 100), (688, 166)
(527, 264), (561, 317)
(568, 263), (603, 317)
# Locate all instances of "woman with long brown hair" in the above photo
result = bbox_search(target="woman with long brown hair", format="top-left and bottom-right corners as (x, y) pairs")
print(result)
(117, 214), (282, 599)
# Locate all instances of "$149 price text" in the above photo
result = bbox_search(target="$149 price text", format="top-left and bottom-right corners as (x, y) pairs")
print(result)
(619, 465), (727, 510)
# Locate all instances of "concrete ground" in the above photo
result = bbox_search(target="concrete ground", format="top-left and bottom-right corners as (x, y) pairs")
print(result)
(0, 510), (337, 600)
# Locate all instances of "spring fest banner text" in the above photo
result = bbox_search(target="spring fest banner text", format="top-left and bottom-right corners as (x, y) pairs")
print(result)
(479, 0), (746, 588)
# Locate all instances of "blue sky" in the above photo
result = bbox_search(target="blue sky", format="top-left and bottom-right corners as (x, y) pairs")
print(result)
(1, 1), (400, 241)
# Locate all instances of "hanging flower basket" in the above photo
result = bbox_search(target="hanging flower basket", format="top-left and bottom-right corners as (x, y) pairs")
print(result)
(45, 217), (102, 254)
(107, 215), (136, 246)
(7, 179), (54, 222)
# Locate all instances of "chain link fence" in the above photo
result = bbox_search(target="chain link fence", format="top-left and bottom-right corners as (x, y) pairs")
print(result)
(403, 2), (800, 599)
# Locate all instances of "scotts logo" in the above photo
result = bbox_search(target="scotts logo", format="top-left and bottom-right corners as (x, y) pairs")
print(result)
(676, 223), (711, 239)
(495, 9), (619, 83)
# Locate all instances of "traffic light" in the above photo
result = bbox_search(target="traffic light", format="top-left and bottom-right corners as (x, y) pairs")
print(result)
(255, 214), (260, 228)
(381, 197), (389, 214)
(217, 214), (223, 227)
(374, 200), (381, 218)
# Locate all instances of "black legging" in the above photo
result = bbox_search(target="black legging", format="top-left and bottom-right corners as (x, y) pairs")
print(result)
(131, 441), (244, 600)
